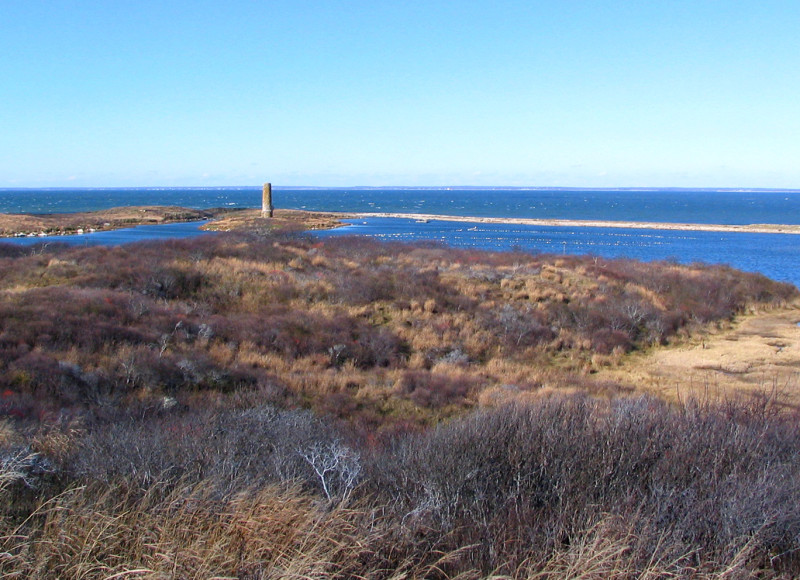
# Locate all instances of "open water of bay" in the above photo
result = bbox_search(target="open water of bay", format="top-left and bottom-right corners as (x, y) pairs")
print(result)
(1, 187), (798, 287)
(316, 217), (800, 288)
(2, 220), (212, 248)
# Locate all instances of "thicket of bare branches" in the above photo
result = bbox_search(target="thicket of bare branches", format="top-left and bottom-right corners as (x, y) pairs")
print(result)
(2, 394), (799, 578)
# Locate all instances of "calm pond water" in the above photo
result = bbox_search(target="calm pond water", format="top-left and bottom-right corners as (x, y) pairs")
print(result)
(0, 220), (212, 247)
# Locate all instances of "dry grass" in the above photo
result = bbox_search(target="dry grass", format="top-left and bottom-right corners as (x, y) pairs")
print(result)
(0, 206), (221, 237)
(0, 483), (375, 578)
(597, 304), (800, 405)
(203, 208), (349, 234)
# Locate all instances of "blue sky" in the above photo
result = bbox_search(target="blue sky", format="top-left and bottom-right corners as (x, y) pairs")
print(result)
(1, 1), (799, 188)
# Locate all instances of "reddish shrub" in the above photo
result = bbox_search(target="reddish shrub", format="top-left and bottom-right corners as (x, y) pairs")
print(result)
(397, 371), (477, 409)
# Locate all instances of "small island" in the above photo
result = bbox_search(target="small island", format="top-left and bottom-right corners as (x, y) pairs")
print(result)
(0, 206), (219, 238)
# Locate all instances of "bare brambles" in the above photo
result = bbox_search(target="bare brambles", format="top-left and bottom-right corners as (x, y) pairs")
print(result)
(367, 395), (800, 576)
(1, 394), (799, 577)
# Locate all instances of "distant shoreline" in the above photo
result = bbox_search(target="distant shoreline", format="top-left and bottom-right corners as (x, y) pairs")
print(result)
(347, 212), (800, 235)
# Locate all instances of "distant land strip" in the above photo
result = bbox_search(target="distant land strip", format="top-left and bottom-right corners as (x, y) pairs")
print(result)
(349, 212), (800, 235)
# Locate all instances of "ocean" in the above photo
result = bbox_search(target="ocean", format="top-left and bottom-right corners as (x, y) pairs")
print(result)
(1, 187), (799, 287)
(2, 186), (800, 225)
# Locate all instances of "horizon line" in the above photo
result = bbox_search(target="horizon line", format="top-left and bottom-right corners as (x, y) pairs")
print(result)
(3, 185), (800, 193)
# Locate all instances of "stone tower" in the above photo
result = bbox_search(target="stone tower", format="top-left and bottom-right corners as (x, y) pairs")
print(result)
(262, 183), (273, 218)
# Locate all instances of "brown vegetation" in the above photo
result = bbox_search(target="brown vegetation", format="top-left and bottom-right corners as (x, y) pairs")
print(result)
(0, 226), (798, 577)
(0, 205), (239, 238)
(203, 207), (350, 233)
(2, 395), (800, 578)
(0, 229), (793, 429)
(597, 306), (800, 403)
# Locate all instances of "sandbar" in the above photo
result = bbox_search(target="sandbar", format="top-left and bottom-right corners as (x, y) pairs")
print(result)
(349, 212), (800, 235)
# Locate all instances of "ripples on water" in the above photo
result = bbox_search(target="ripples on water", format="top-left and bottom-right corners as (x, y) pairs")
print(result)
(316, 218), (800, 288)
(2, 187), (800, 225)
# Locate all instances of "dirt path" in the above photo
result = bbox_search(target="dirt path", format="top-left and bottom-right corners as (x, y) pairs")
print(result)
(598, 303), (800, 406)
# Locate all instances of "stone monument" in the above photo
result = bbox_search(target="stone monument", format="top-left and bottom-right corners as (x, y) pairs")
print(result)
(262, 183), (274, 218)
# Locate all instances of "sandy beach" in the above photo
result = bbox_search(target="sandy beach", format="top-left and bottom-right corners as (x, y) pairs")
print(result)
(349, 212), (800, 235)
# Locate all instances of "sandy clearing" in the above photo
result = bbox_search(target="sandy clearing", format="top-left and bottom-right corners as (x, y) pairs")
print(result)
(597, 303), (800, 406)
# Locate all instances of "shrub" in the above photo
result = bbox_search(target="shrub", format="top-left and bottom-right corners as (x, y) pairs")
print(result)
(366, 394), (800, 574)
(396, 370), (478, 409)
